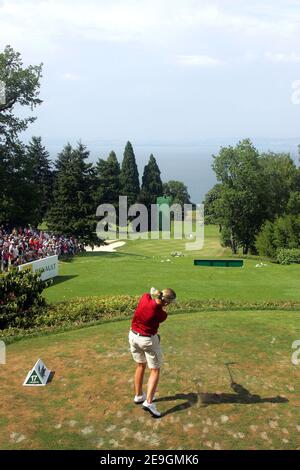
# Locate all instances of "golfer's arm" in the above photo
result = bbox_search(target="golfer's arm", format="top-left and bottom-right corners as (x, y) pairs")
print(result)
(159, 310), (168, 323)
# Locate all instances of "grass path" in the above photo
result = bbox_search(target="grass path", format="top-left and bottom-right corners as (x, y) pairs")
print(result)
(1, 310), (300, 450)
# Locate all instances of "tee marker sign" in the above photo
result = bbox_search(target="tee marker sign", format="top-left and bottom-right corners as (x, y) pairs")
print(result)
(23, 359), (51, 386)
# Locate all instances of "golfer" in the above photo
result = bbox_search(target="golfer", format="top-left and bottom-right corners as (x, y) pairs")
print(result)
(128, 287), (176, 418)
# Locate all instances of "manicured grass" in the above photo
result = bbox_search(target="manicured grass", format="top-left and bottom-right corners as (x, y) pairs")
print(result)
(44, 225), (300, 304)
(1, 310), (300, 450)
(2, 225), (299, 450)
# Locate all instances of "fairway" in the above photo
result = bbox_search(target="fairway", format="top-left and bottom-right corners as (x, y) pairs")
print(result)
(1, 310), (300, 450)
(3, 224), (300, 451)
(44, 225), (300, 304)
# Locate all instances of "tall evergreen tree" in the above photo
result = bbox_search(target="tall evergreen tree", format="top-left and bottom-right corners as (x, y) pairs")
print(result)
(95, 151), (120, 207)
(0, 142), (39, 226)
(26, 136), (53, 223)
(120, 141), (140, 206)
(140, 154), (163, 207)
(47, 142), (98, 244)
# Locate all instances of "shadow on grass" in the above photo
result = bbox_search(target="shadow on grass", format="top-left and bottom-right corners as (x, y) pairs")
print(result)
(157, 382), (288, 416)
(156, 393), (198, 417)
(199, 382), (289, 406)
(49, 275), (78, 286)
(48, 371), (55, 383)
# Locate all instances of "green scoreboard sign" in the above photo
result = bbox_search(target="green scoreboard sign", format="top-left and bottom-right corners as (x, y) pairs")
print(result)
(194, 259), (244, 267)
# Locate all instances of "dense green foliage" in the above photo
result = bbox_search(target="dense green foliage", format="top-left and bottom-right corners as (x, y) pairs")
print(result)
(0, 45), (42, 144)
(259, 151), (298, 220)
(0, 142), (41, 225)
(26, 136), (53, 223)
(0, 45), (44, 225)
(255, 215), (300, 260)
(203, 183), (222, 225)
(163, 180), (191, 206)
(2, 293), (300, 341)
(207, 140), (300, 255)
(140, 154), (163, 207)
(46, 142), (98, 244)
(212, 139), (266, 254)
(0, 269), (47, 329)
(95, 151), (120, 208)
(276, 248), (300, 265)
(120, 141), (140, 206)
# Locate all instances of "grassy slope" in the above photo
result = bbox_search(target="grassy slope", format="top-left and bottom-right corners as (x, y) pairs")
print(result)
(1, 311), (300, 450)
(44, 225), (300, 303)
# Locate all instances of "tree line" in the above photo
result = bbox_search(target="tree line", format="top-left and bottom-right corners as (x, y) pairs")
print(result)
(0, 46), (191, 244)
(1, 135), (191, 244)
(3, 44), (298, 258)
(204, 139), (300, 258)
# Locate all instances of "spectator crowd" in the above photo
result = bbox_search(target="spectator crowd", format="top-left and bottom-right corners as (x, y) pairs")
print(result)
(0, 225), (84, 272)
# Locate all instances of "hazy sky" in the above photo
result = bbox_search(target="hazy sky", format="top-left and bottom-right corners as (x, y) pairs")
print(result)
(1, 0), (300, 201)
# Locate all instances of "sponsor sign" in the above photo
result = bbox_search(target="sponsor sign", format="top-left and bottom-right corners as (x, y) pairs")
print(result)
(18, 255), (58, 281)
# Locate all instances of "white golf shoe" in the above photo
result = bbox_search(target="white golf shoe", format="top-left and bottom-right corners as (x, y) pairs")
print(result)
(142, 400), (161, 418)
(134, 393), (156, 404)
(134, 393), (146, 404)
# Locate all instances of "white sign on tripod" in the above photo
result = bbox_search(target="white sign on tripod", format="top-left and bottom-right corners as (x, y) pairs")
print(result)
(23, 359), (51, 386)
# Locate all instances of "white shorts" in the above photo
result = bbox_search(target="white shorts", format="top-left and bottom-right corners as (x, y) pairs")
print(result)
(128, 330), (162, 369)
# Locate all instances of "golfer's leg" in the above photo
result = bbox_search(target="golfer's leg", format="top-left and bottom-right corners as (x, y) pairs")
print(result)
(135, 362), (146, 396)
(147, 368), (160, 403)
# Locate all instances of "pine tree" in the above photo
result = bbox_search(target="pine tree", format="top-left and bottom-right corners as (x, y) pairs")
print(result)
(47, 142), (98, 244)
(95, 151), (120, 207)
(120, 141), (140, 206)
(0, 142), (39, 226)
(26, 136), (53, 223)
(140, 154), (163, 207)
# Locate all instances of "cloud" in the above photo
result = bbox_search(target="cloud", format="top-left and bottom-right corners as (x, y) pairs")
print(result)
(0, 0), (155, 45)
(1, 0), (300, 70)
(1, 0), (299, 49)
(266, 52), (300, 63)
(176, 55), (223, 67)
(61, 73), (81, 81)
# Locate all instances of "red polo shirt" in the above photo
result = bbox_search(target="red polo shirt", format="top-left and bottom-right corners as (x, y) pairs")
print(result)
(131, 293), (167, 336)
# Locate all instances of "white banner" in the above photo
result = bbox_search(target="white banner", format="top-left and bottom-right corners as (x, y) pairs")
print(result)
(18, 255), (58, 281)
